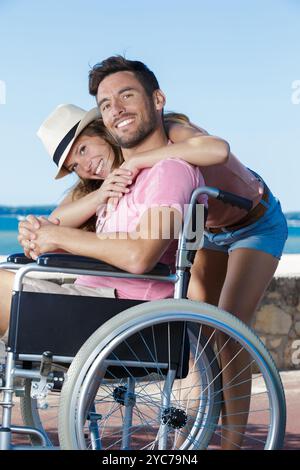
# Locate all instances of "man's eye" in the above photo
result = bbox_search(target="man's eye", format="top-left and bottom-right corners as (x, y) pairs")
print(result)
(102, 103), (110, 112)
(123, 94), (132, 99)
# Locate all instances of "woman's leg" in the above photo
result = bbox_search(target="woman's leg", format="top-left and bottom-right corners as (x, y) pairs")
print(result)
(215, 248), (279, 449)
(0, 271), (15, 337)
(188, 248), (228, 304)
(188, 247), (228, 340)
(171, 249), (228, 448)
(188, 246), (279, 449)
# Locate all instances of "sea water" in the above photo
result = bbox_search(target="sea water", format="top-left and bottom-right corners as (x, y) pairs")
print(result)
(0, 209), (299, 256)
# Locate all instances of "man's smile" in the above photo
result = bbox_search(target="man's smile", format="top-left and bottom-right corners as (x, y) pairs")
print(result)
(115, 116), (135, 129)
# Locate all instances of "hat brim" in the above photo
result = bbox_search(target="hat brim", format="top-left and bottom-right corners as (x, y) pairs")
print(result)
(54, 107), (100, 179)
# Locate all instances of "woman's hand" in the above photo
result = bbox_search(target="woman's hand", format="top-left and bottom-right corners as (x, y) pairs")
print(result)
(106, 160), (141, 212)
(96, 168), (133, 209)
(119, 159), (140, 181)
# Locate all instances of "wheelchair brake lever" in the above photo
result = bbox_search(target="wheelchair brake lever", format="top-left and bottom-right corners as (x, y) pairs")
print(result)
(39, 351), (53, 377)
(30, 352), (54, 407)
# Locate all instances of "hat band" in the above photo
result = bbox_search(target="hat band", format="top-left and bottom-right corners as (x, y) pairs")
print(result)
(53, 121), (80, 166)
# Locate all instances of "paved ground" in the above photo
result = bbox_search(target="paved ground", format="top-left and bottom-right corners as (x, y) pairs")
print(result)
(280, 371), (300, 449)
(3, 370), (299, 450)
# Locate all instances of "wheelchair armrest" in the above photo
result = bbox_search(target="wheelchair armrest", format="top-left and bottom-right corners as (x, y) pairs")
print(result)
(37, 253), (171, 276)
(6, 253), (35, 264)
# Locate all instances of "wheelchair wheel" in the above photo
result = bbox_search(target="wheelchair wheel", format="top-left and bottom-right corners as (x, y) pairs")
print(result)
(58, 299), (286, 450)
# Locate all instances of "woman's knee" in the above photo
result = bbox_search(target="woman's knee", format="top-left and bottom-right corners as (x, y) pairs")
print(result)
(187, 275), (206, 302)
(188, 249), (228, 304)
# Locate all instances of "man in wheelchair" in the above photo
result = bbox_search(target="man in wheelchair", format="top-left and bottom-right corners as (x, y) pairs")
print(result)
(0, 57), (286, 451)
(0, 55), (213, 451)
(0, 57), (207, 348)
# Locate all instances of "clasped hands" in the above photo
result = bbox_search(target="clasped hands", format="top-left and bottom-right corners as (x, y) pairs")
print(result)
(18, 161), (140, 260)
(18, 215), (61, 260)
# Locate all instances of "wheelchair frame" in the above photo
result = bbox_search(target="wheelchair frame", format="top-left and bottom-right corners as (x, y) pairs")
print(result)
(0, 186), (286, 450)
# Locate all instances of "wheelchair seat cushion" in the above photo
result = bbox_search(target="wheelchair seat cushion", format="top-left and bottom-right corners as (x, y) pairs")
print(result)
(22, 276), (116, 298)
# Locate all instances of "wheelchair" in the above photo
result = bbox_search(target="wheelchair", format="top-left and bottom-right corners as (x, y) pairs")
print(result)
(0, 186), (286, 450)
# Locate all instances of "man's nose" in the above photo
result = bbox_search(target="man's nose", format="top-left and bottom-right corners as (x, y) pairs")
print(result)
(111, 98), (126, 118)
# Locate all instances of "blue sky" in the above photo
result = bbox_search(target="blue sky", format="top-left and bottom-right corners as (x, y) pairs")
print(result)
(0, 0), (299, 211)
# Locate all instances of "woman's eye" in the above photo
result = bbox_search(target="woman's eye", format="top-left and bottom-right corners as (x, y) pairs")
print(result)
(79, 145), (86, 156)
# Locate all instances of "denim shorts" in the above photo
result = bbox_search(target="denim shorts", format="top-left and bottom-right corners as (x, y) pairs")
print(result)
(203, 189), (288, 260)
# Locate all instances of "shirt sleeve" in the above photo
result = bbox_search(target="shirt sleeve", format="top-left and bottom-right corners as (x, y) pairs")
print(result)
(135, 158), (206, 217)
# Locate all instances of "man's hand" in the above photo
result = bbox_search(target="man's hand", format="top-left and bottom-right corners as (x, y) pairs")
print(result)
(18, 215), (60, 259)
(27, 220), (60, 260)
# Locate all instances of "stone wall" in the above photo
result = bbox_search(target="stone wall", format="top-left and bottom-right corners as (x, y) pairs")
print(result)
(253, 277), (300, 370)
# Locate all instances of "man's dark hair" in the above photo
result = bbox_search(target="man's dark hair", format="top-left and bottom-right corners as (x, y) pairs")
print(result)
(89, 55), (160, 100)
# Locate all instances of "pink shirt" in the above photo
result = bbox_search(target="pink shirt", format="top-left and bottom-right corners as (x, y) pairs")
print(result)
(200, 153), (264, 228)
(76, 158), (205, 300)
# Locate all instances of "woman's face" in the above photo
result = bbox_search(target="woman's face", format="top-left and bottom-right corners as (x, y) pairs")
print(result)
(64, 134), (114, 180)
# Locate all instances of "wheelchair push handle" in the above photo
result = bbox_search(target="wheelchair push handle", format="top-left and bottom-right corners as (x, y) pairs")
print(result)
(216, 189), (253, 211)
(190, 186), (253, 212)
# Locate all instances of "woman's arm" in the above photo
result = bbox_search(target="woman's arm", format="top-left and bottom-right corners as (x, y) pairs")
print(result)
(127, 121), (230, 171)
(49, 168), (132, 227)
(49, 190), (101, 228)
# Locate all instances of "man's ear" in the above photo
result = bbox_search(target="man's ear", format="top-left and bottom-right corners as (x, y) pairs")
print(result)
(153, 89), (166, 111)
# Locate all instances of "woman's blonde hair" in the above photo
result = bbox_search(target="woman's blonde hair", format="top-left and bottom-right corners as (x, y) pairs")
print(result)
(164, 111), (190, 125)
(66, 112), (191, 231)
(67, 118), (123, 232)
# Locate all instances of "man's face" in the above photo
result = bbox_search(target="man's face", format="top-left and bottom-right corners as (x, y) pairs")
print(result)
(97, 71), (159, 148)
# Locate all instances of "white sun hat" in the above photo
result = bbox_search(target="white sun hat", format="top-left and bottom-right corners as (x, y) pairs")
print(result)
(37, 104), (100, 179)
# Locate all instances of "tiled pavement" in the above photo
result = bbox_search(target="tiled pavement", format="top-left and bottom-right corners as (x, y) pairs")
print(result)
(3, 371), (299, 450)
